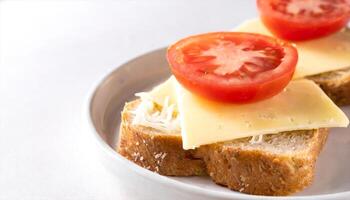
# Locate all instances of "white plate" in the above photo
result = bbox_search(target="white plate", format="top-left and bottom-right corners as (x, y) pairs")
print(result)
(85, 48), (350, 200)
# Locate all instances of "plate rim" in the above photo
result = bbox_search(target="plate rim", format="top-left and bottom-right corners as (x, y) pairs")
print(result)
(84, 47), (350, 200)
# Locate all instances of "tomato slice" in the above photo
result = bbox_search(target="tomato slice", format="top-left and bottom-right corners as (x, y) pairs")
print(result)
(257, 0), (350, 41)
(167, 32), (298, 103)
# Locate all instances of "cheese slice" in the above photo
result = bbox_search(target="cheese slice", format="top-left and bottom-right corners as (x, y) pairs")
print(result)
(146, 77), (349, 149)
(235, 19), (350, 78)
(172, 78), (347, 149)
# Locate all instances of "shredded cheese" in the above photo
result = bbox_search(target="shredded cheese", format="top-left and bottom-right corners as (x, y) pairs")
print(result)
(131, 93), (180, 132)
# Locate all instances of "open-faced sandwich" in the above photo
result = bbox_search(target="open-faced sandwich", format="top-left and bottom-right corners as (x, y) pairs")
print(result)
(117, 0), (350, 196)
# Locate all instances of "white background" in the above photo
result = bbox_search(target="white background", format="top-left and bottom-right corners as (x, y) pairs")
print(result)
(0, 1), (256, 199)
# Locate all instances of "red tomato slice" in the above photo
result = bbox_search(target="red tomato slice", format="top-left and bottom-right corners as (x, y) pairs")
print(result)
(167, 32), (298, 103)
(257, 0), (350, 41)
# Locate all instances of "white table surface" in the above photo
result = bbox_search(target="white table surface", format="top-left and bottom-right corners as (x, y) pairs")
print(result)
(0, 1), (256, 199)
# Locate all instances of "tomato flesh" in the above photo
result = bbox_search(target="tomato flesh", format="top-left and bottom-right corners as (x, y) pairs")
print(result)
(167, 32), (298, 103)
(257, 0), (350, 41)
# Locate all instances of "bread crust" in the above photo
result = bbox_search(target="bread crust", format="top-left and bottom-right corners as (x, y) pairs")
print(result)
(117, 100), (329, 196)
(307, 67), (350, 106)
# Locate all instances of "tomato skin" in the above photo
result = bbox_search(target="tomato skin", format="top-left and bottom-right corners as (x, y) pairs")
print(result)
(260, 12), (350, 41)
(257, 0), (350, 41)
(171, 64), (295, 103)
(167, 32), (298, 104)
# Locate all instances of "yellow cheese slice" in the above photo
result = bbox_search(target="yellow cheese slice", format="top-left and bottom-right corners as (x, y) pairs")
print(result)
(147, 77), (349, 149)
(235, 19), (350, 78)
(175, 79), (348, 149)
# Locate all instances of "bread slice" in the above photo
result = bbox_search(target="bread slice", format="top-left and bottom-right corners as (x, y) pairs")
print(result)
(117, 100), (329, 196)
(194, 129), (328, 196)
(307, 67), (350, 106)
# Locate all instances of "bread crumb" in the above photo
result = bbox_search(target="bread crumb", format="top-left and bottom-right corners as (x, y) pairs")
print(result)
(239, 188), (244, 192)
(155, 153), (162, 159)
(155, 152), (167, 159)
(132, 152), (140, 157)
(136, 142), (139, 146)
(161, 153), (167, 160)
(209, 172), (214, 177)
(140, 156), (144, 161)
(240, 175), (246, 183)
(132, 152), (140, 162)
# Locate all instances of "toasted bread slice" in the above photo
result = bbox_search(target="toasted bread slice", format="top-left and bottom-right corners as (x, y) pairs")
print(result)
(117, 100), (329, 196)
(307, 67), (350, 106)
